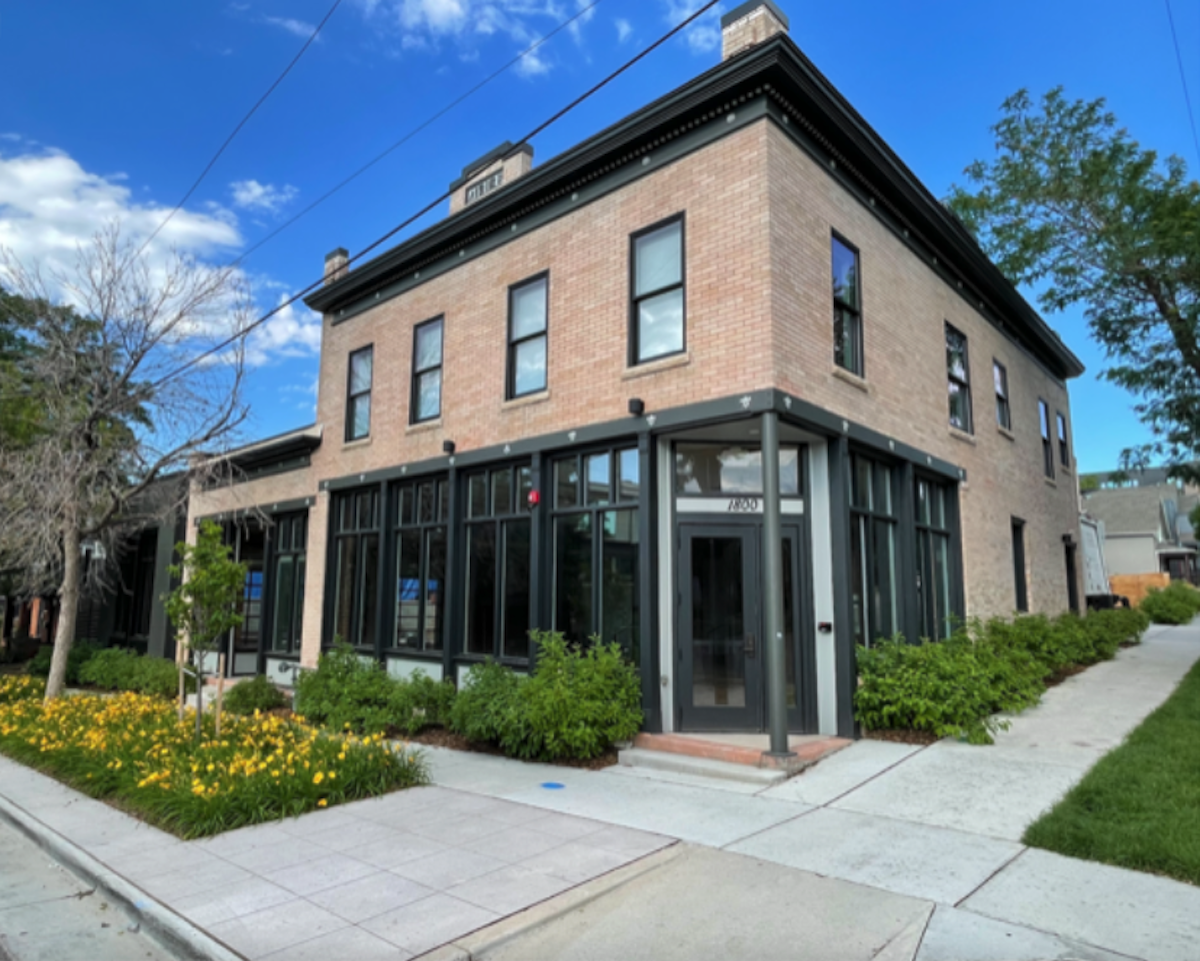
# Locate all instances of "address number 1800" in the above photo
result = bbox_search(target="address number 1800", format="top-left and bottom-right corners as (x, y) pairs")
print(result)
(727, 497), (761, 513)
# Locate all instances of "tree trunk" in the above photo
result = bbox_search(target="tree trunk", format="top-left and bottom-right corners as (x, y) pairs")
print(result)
(45, 525), (81, 701)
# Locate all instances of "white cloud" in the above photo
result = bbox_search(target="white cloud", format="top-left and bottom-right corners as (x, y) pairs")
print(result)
(615, 18), (632, 43)
(514, 42), (552, 77)
(230, 179), (298, 213)
(244, 295), (323, 366)
(262, 15), (318, 38)
(663, 0), (724, 54)
(567, 0), (595, 44)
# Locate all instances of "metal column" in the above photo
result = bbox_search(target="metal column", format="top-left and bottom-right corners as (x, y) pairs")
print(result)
(761, 411), (794, 758)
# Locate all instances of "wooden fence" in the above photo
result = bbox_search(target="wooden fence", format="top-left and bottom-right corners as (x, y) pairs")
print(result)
(1109, 572), (1171, 607)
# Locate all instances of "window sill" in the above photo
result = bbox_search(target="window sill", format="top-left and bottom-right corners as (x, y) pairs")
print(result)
(997, 425), (1016, 442)
(622, 351), (691, 380)
(1044, 476), (1058, 488)
(831, 366), (870, 394)
(343, 436), (372, 451)
(386, 649), (443, 660)
(405, 419), (442, 436)
(502, 389), (551, 411)
(948, 426), (976, 446)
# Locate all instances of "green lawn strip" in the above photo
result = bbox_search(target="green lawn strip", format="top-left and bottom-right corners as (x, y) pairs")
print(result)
(1023, 657), (1200, 885)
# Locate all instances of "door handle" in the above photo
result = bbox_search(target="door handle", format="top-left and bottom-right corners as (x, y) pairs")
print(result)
(744, 633), (756, 658)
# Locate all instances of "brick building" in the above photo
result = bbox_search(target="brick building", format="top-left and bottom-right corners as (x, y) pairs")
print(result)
(189, 0), (1085, 738)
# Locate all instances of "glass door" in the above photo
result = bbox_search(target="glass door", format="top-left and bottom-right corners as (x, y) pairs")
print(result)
(678, 525), (762, 730)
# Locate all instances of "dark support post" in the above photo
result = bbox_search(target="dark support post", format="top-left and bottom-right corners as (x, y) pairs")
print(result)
(761, 411), (793, 758)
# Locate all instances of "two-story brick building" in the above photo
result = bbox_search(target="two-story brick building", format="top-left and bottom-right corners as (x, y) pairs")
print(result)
(190, 0), (1085, 739)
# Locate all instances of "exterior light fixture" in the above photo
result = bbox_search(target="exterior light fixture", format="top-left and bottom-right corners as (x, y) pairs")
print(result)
(628, 398), (645, 416)
(443, 440), (456, 454)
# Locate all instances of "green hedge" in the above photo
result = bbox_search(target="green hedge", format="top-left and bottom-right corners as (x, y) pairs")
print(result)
(448, 632), (642, 762)
(28, 642), (101, 685)
(223, 674), (290, 716)
(1139, 581), (1200, 625)
(855, 607), (1150, 744)
(78, 648), (196, 699)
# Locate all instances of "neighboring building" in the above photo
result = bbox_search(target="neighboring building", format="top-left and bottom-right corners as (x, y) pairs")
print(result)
(1081, 482), (1199, 581)
(187, 1), (1085, 738)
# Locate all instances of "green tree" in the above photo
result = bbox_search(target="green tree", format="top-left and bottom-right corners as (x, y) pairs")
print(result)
(1079, 474), (1101, 493)
(946, 88), (1200, 479)
(164, 520), (246, 737)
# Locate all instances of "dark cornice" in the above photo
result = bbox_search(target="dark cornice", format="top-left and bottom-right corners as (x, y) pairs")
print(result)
(306, 36), (1084, 381)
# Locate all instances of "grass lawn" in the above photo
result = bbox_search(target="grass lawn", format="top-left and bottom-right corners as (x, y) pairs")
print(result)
(1023, 657), (1200, 885)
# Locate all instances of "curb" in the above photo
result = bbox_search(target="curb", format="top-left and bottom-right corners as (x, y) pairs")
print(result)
(418, 843), (684, 960)
(0, 793), (246, 961)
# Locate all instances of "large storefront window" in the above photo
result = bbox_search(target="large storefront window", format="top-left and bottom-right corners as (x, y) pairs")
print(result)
(674, 443), (800, 495)
(552, 447), (640, 659)
(916, 477), (954, 640)
(849, 452), (898, 647)
(331, 489), (380, 650)
(464, 464), (532, 661)
(270, 513), (307, 654)
(393, 478), (448, 653)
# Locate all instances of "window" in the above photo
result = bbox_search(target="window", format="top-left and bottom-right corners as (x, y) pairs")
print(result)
(1012, 518), (1028, 612)
(630, 216), (684, 364)
(1039, 400), (1055, 478)
(552, 447), (641, 660)
(270, 513), (307, 654)
(464, 464), (533, 660)
(411, 318), (443, 424)
(330, 489), (381, 650)
(832, 236), (862, 376)
(994, 361), (1011, 431)
(393, 478), (448, 653)
(507, 274), (548, 398)
(346, 347), (373, 441)
(1057, 412), (1070, 467)
(915, 477), (954, 640)
(674, 444), (801, 495)
(946, 324), (972, 433)
(849, 452), (898, 647)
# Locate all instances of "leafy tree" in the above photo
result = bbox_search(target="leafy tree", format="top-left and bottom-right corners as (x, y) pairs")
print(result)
(0, 225), (250, 701)
(947, 88), (1200, 479)
(165, 520), (246, 737)
(1079, 474), (1101, 493)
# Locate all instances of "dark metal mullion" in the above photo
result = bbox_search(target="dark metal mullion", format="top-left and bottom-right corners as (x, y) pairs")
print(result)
(444, 467), (462, 680)
(637, 430), (659, 732)
(258, 523), (275, 675)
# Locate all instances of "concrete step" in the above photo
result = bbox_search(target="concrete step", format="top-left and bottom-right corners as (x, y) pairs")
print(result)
(617, 747), (790, 786)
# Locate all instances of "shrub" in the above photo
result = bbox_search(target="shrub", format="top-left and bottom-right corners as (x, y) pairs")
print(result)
(1140, 582), (1200, 625)
(79, 648), (195, 698)
(223, 674), (289, 716)
(28, 642), (101, 685)
(294, 641), (456, 735)
(449, 632), (643, 761)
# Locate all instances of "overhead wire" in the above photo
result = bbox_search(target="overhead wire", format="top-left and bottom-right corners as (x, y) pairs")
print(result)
(1164, 0), (1200, 168)
(149, 0), (723, 391)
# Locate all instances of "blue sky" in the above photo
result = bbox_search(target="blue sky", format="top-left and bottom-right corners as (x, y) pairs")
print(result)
(2, 0), (1197, 472)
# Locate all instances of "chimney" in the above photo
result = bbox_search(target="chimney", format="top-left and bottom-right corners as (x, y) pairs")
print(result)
(721, 0), (788, 61)
(324, 247), (349, 286)
(449, 142), (534, 216)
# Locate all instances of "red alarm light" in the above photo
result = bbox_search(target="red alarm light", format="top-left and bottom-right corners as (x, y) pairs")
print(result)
(528, 490), (541, 508)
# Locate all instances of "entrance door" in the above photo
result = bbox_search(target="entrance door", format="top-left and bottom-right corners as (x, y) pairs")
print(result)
(678, 522), (810, 732)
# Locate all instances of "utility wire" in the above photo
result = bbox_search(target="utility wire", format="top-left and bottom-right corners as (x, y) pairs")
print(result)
(137, 0), (343, 258)
(1164, 0), (1200, 168)
(228, 0), (605, 270)
(151, 0), (721, 390)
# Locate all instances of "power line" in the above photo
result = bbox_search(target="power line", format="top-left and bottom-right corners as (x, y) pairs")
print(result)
(228, 0), (606, 270)
(152, 0), (722, 391)
(136, 0), (344, 258)
(1164, 0), (1200, 168)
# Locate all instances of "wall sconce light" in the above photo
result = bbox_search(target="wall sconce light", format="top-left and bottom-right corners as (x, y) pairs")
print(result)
(628, 398), (645, 416)
(443, 440), (456, 455)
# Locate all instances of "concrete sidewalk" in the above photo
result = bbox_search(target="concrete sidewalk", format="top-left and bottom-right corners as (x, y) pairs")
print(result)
(1, 622), (1198, 961)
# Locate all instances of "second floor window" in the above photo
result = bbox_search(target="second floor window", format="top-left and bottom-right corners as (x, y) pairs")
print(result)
(946, 324), (972, 433)
(994, 360), (1011, 430)
(508, 274), (548, 398)
(1040, 400), (1055, 478)
(346, 346), (372, 441)
(832, 235), (862, 376)
(1057, 412), (1070, 467)
(631, 216), (684, 364)
(411, 318), (443, 424)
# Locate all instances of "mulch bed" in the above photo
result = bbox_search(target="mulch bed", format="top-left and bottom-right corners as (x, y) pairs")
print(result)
(404, 726), (618, 770)
(861, 728), (941, 746)
(1043, 663), (1089, 689)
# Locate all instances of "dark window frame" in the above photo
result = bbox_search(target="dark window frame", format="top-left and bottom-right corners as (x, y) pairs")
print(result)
(1012, 517), (1028, 612)
(391, 477), (449, 656)
(329, 488), (382, 652)
(1039, 399), (1055, 479)
(345, 345), (373, 442)
(268, 512), (307, 655)
(994, 359), (1011, 431)
(410, 316), (444, 425)
(628, 213), (686, 367)
(848, 450), (899, 648)
(832, 232), (863, 377)
(915, 475), (955, 640)
(945, 323), (973, 433)
(506, 272), (549, 400)
(1056, 411), (1070, 467)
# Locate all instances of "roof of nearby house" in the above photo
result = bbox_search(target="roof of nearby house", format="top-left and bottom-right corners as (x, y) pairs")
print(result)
(305, 33), (1084, 381)
(1082, 483), (1180, 538)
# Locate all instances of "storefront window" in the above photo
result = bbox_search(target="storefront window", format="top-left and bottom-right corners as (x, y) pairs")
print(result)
(916, 477), (954, 640)
(330, 488), (380, 650)
(393, 478), (447, 653)
(270, 512), (307, 654)
(674, 444), (800, 496)
(848, 453), (898, 648)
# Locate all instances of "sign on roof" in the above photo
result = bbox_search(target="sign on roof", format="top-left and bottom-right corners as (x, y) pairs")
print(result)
(465, 170), (504, 206)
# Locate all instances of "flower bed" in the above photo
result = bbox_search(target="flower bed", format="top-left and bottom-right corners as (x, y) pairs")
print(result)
(0, 676), (428, 838)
